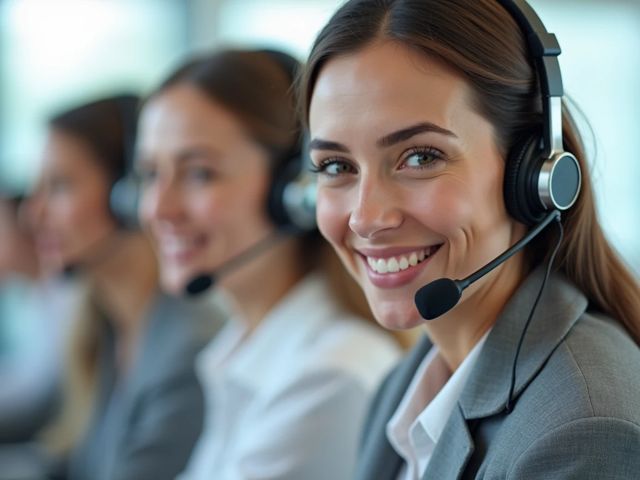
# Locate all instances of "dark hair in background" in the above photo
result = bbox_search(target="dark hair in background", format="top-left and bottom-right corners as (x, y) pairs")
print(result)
(299, 0), (640, 343)
(151, 50), (299, 172)
(48, 94), (140, 186)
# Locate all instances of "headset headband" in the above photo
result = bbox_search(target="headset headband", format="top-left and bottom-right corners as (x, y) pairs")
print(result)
(496, 0), (564, 157)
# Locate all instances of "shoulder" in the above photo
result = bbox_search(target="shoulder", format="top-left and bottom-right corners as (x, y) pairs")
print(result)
(146, 292), (223, 358)
(132, 292), (223, 389)
(514, 310), (640, 434)
(287, 309), (402, 394)
(479, 312), (640, 478)
(262, 275), (403, 392)
(549, 311), (640, 422)
(506, 416), (640, 479)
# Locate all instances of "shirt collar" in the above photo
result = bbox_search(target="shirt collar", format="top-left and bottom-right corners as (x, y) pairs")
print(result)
(416, 329), (490, 445)
(386, 329), (490, 477)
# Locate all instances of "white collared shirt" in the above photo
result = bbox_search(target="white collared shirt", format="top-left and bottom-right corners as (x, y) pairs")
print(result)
(179, 273), (402, 480)
(387, 330), (490, 480)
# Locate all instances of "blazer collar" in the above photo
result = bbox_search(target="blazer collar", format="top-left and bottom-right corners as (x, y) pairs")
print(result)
(356, 335), (432, 480)
(459, 267), (588, 419)
(422, 268), (588, 479)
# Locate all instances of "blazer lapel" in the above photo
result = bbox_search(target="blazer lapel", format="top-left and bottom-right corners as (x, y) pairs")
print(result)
(356, 336), (432, 480)
(422, 405), (474, 480)
(459, 268), (588, 420)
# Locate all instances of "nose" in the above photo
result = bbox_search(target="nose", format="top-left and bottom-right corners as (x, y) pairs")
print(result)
(23, 190), (46, 231)
(140, 178), (184, 226)
(348, 175), (403, 238)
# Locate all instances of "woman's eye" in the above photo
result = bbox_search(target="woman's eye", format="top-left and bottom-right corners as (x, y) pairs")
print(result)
(185, 167), (215, 182)
(136, 168), (157, 185)
(49, 176), (72, 193)
(310, 159), (356, 177)
(402, 147), (445, 169)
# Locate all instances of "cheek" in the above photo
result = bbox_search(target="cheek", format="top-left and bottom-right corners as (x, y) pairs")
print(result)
(410, 178), (476, 237)
(316, 188), (350, 248)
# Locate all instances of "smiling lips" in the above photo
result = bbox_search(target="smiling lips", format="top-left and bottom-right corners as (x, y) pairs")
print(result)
(358, 245), (442, 288)
(158, 234), (206, 262)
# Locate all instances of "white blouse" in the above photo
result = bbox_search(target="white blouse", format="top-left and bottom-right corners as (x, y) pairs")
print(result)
(179, 273), (402, 480)
(387, 330), (490, 480)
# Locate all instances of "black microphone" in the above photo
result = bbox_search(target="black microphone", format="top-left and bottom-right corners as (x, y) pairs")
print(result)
(184, 231), (284, 296)
(414, 210), (560, 320)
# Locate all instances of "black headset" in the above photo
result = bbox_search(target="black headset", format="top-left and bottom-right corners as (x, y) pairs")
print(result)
(109, 94), (142, 230)
(259, 49), (317, 235)
(498, 0), (581, 226)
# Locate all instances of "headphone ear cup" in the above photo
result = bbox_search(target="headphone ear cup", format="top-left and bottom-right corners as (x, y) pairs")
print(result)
(110, 176), (140, 230)
(267, 158), (298, 231)
(504, 133), (546, 226)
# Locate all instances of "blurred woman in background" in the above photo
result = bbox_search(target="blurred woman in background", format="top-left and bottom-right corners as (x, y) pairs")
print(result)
(136, 48), (403, 480)
(27, 94), (219, 480)
(0, 191), (77, 446)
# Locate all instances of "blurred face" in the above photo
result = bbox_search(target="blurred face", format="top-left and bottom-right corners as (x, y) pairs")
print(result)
(308, 41), (524, 330)
(0, 200), (27, 277)
(27, 129), (117, 273)
(137, 85), (274, 294)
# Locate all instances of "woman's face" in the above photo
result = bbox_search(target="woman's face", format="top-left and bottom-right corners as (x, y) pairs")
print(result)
(137, 85), (274, 294)
(27, 129), (117, 273)
(308, 41), (524, 330)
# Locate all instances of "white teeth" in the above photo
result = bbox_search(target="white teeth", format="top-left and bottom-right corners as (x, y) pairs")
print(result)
(160, 236), (196, 256)
(387, 257), (400, 273)
(366, 247), (438, 274)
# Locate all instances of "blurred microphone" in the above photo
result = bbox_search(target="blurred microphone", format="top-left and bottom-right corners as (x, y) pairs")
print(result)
(414, 210), (560, 320)
(184, 231), (283, 296)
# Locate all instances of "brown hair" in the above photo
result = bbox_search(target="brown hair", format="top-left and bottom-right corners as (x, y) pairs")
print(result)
(299, 0), (640, 344)
(150, 50), (300, 171)
(48, 94), (140, 186)
(40, 290), (101, 454)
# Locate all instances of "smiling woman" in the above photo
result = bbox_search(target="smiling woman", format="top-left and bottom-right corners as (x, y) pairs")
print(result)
(308, 42), (515, 335)
(301, 0), (640, 479)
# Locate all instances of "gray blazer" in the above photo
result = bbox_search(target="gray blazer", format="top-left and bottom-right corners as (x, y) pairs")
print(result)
(356, 268), (640, 479)
(67, 292), (223, 480)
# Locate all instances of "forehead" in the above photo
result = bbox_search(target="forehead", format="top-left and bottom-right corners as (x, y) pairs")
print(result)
(309, 41), (473, 138)
(138, 85), (247, 148)
(41, 129), (101, 173)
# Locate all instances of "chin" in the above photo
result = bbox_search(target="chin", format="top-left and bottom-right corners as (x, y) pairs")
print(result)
(369, 297), (425, 331)
(160, 270), (189, 296)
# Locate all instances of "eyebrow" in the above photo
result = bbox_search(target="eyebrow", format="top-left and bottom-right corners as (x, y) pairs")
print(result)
(134, 146), (219, 169)
(377, 122), (457, 147)
(176, 147), (217, 163)
(309, 121), (457, 153)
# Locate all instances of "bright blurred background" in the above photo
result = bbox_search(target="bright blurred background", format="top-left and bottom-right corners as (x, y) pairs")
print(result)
(1, 0), (639, 273)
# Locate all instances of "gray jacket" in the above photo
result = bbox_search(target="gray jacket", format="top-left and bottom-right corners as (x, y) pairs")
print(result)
(67, 292), (223, 480)
(356, 269), (640, 479)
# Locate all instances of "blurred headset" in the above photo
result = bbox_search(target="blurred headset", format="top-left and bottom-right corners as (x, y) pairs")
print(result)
(499, 0), (581, 226)
(109, 93), (142, 230)
(259, 49), (317, 234)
